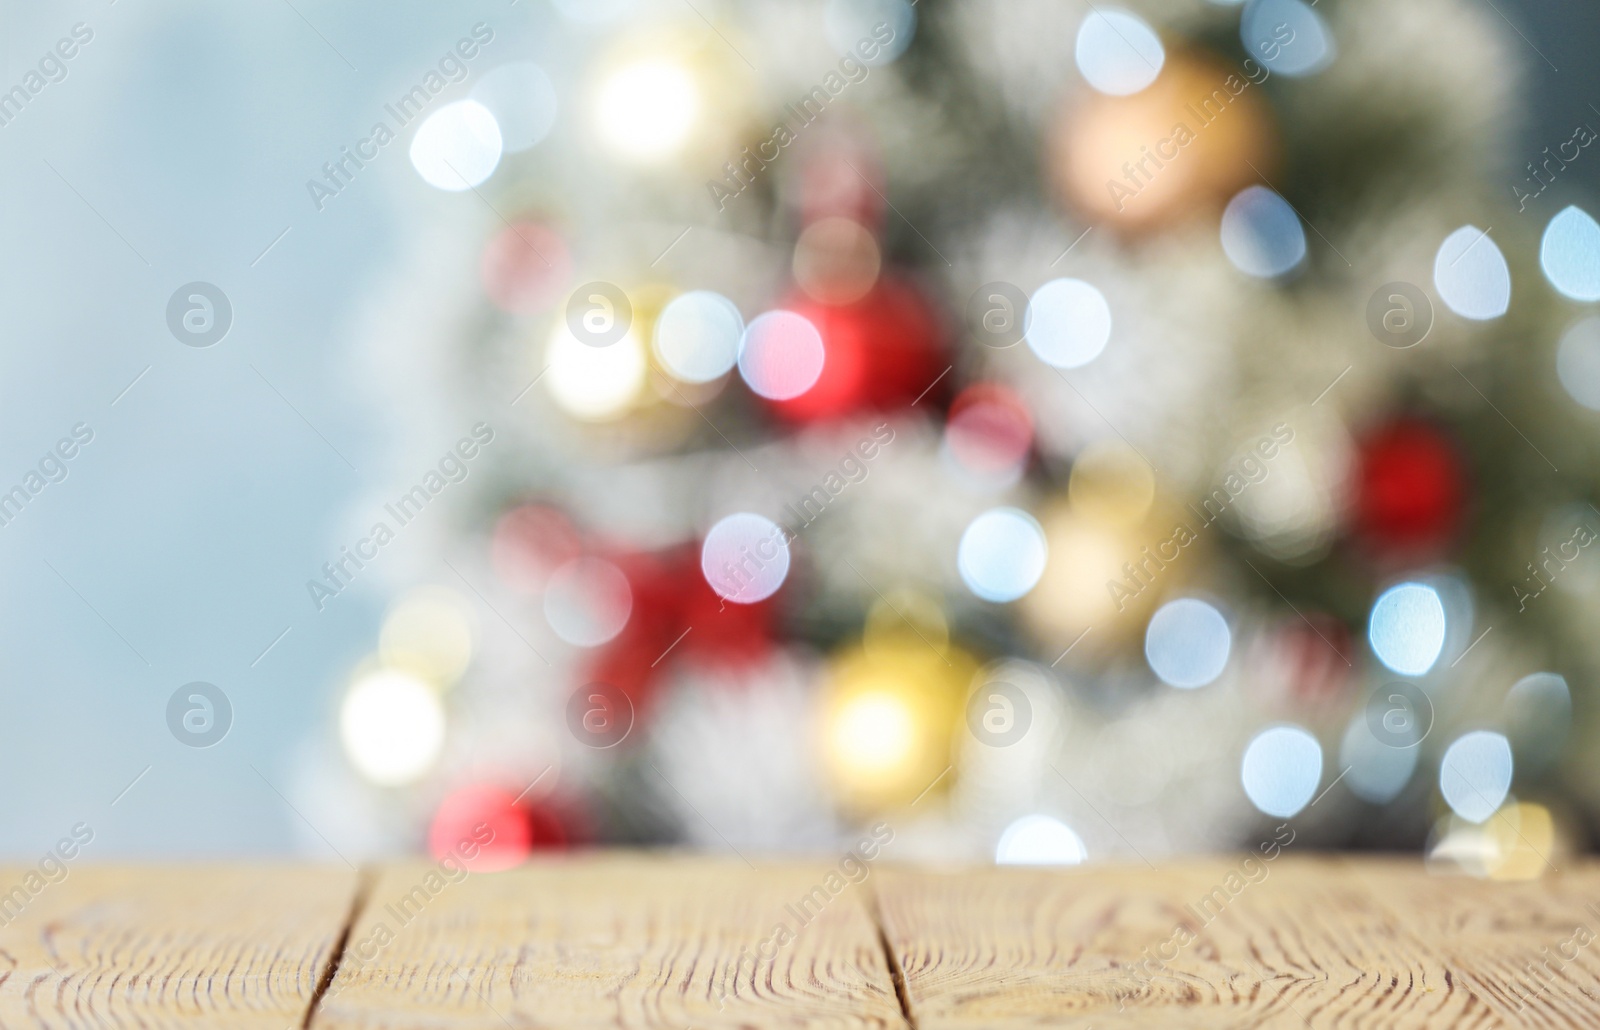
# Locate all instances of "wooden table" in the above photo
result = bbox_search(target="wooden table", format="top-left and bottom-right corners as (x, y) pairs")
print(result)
(3, 855), (1595, 1027)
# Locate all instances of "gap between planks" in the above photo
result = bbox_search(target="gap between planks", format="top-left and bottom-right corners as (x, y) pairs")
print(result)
(302, 867), (375, 1029)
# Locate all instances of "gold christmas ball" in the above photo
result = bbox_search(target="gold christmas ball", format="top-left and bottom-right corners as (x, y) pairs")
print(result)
(1049, 47), (1279, 233)
(1022, 444), (1208, 652)
(819, 636), (976, 812)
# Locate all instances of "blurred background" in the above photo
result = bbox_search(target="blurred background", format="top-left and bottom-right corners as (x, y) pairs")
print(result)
(4, 0), (1600, 876)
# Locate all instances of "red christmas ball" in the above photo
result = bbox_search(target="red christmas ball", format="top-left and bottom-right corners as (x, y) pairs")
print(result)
(1352, 418), (1467, 555)
(429, 783), (589, 871)
(766, 276), (945, 422)
(583, 546), (775, 707)
(428, 783), (534, 872)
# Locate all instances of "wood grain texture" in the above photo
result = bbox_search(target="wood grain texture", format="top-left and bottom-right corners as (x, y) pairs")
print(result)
(311, 854), (908, 1030)
(12, 857), (1599, 1028)
(0, 864), (360, 1029)
(875, 855), (1600, 1029)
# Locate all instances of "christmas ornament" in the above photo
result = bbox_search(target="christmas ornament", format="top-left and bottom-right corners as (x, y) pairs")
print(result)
(1050, 47), (1278, 232)
(586, 546), (775, 708)
(819, 636), (976, 811)
(1352, 417), (1467, 557)
(428, 783), (534, 871)
(767, 276), (945, 422)
(429, 782), (589, 871)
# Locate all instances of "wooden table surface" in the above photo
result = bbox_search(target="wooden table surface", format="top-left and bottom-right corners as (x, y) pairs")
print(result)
(2, 855), (1595, 1028)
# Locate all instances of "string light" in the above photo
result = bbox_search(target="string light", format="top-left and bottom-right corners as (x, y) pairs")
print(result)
(545, 316), (647, 420)
(1075, 8), (1164, 95)
(594, 57), (699, 162)
(958, 508), (1048, 603)
(1439, 730), (1512, 824)
(1434, 225), (1510, 320)
(995, 814), (1087, 865)
(340, 669), (446, 786)
(821, 641), (973, 810)
(379, 586), (475, 686)
(1241, 724), (1322, 818)
(544, 557), (633, 647)
(409, 100), (503, 191)
(1367, 581), (1446, 676)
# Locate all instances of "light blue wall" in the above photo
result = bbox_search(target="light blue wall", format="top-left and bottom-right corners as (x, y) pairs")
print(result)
(0, 0), (541, 856)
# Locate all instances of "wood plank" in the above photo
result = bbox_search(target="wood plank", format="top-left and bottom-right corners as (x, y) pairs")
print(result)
(0, 864), (361, 1029)
(875, 855), (1600, 1029)
(311, 854), (908, 1029)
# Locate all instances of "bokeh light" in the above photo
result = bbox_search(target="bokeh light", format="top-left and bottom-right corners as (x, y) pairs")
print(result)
(1069, 440), (1155, 525)
(1504, 672), (1571, 765)
(379, 586), (475, 686)
(830, 692), (915, 779)
(821, 638), (972, 809)
(480, 222), (572, 314)
(945, 383), (1033, 482)
(739, 310), (826, 400)
(1367, 581), (1446, 676)
(995, 814), (1087, 865)
(793, 217), (882, 305)
(551, 0), (635, 24)
(491, 504), (582, 594)
(1021, 502), (1139, 638)
(1074, 8), (1164, 96)
(1339, 712), (1418, 804)
(1540, 205), (1600, 302)
(825, 0), (915, 66)
(594, 58), (698, 161)
(701, 512), (791, 603)
(1485, 801), (1558, 880)
(1145, 598), (1231, 688)
(1439, 730), (1513, 824)
(340, 669), (446, 786)
(545, 318), (647, 420)
(958, 508), (1048, 602)
(1433, 225), (1510, 320)
(653, 290), (744, 383)
(470, 62), (559, 153)
(1220, 186), (1306, 278)
(1024, 278), (1111, 369)
(1241, 0), (1334, 77)
(409, 100), (503, 191)
(1241, 724), (1323, 818)
(544, 556), (633, 647)
(1556, 317), (1600, 410)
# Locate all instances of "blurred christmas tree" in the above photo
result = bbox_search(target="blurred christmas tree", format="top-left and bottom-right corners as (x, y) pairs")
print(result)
(299, 0), (1598, 877)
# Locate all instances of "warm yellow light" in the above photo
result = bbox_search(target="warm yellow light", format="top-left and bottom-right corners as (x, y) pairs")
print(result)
(545, 318), (647, 421)
(830, 691), (917, 779)
(1021, 503), (1132, 635)
(379, 586), (475, 686)
(595, 59), (699, 161)
(820, 639), (976, 810)
(340, 668), (446, 786)
(1488, 802), (1557, 881)
(1428, 801), (1561, 880)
